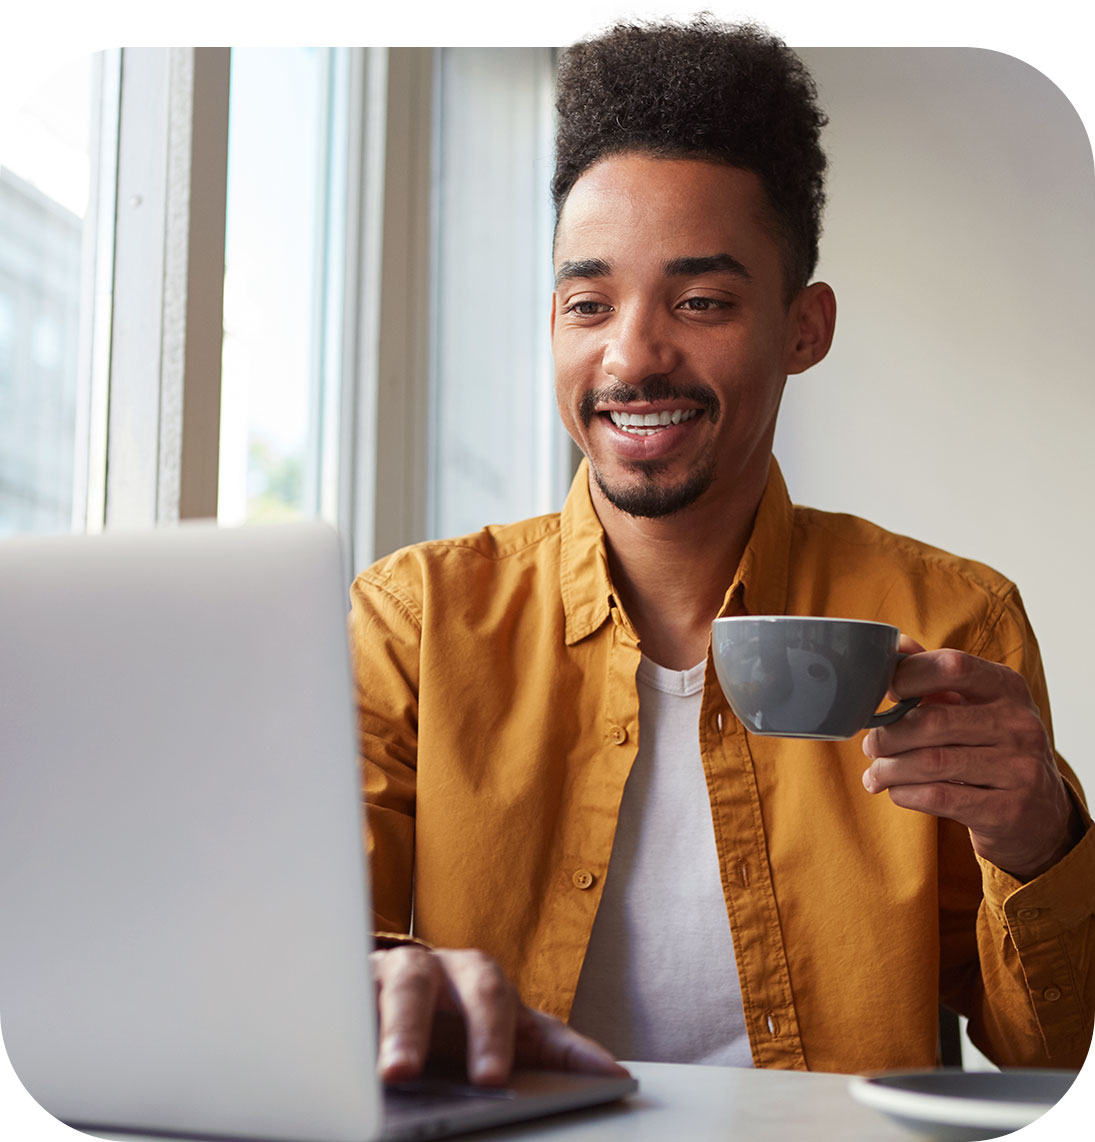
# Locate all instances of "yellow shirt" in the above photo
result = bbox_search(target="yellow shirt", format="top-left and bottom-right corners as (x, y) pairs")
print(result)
(350, 459), (1094, 1072)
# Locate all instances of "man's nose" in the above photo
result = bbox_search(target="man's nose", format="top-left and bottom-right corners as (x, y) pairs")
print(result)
(600, 309), (680, 384)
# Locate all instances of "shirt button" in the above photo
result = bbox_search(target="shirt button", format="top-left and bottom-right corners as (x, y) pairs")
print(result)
(572, 869), (594, 890)
(1043, 986), (1062, 1002)
(609, 725), (627, 745)
(1017, 908), (1040, 921)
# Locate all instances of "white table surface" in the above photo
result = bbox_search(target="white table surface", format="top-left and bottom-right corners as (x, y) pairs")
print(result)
(88, 1061), (924, 1142)
(474, 1061), (921, 1142)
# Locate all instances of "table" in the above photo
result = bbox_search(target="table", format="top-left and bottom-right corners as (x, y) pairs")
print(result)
(86, 1062), (923, 1142)
(475, 1061), (919, 1141)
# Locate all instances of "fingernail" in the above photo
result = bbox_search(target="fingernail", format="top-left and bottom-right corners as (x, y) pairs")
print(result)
(379, 1039), (417, 1074)
(472, 1053), (508, 1086)
(862, 768), (875, 793)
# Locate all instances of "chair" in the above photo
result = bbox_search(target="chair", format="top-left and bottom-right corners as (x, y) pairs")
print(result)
(939, 1005), (963, 1068)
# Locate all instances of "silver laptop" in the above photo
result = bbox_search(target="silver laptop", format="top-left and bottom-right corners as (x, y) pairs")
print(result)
(0, 521), (636, 1142)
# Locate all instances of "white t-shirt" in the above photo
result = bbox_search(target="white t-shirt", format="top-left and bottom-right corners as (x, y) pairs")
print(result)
(568, 655), (753, 1066)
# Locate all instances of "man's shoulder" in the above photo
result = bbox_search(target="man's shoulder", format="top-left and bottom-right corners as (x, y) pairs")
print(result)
(789, 503), (1018, 614)
(352, 511), (563, 618)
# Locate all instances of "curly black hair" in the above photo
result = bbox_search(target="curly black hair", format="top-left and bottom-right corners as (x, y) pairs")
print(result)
(552, 15), (828, 296)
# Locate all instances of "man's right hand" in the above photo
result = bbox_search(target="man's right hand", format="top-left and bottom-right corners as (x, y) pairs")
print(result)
(371, 945), (630, 1086)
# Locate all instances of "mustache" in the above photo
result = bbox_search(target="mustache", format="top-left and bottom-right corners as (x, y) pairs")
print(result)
(578, 376), (721, 428)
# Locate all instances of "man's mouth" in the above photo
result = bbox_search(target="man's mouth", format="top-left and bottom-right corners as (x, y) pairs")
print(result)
(608, 408), (701, 435)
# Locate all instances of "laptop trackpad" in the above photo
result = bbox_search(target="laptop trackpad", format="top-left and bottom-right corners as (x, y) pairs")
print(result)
(382, 1067), (638, 1141)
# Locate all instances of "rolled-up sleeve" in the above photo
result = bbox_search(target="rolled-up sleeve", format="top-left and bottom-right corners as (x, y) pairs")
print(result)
(349, 566), (423, 937)
(943, 585), (1095, 1067)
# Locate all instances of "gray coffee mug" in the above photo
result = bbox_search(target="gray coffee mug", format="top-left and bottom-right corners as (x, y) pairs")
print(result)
(711, 615), (920, 740)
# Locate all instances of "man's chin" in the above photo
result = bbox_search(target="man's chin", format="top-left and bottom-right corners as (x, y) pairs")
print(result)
(590, 461), (716, 520)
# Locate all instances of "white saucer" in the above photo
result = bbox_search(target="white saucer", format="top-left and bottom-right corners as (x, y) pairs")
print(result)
(848, 1068), (1077, 1141)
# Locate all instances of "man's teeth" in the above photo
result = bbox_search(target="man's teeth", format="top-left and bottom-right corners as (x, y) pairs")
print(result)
(608, 408), (699, 434)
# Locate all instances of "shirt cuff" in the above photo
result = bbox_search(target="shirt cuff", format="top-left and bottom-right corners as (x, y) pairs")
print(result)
(978, 814), (1095, 946)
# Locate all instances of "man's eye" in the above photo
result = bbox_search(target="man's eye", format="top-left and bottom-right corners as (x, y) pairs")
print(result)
(679, 296), (727, 312)
(565, 300), (610, 316)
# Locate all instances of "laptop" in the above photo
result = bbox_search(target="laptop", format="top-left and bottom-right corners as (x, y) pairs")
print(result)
(0, 521), (637, 1142)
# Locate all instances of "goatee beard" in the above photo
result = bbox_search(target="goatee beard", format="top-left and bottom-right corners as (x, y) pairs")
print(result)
(590, 454), (718, 519)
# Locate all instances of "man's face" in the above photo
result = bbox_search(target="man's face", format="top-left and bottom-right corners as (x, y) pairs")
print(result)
(551, 153), (827, 520)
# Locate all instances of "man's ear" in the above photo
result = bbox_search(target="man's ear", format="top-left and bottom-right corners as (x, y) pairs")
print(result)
(549, 292), (557, 340)
(784, 281), (836, 375)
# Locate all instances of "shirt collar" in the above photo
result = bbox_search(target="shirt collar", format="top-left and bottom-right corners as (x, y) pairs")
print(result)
(559, 457), (795, 646)
(559, 461), (615, 645)
(725, 455), (794, 619)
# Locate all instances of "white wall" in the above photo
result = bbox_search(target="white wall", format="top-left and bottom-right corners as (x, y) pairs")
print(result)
(778, 48), (1094, 791)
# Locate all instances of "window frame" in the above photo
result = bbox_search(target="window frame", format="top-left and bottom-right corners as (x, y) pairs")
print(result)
(77, 46), (566, 586)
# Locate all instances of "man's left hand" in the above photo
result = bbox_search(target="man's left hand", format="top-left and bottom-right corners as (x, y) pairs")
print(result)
(862, 636), (1081, 881)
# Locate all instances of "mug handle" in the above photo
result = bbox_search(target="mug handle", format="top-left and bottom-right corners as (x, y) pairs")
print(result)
(866, 695), (920, 727)
(865, 652), (921, 727)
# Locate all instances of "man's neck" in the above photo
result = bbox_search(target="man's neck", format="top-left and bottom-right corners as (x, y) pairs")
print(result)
(591, 471), (766, 671)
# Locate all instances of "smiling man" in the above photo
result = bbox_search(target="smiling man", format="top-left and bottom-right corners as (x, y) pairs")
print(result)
(351, 17), (1094, 1084)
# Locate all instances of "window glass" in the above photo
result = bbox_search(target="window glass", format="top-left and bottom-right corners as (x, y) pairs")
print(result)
(0, 56), (91, 535)
(428, 47), (572, 539)
(218, 47), (346, 526)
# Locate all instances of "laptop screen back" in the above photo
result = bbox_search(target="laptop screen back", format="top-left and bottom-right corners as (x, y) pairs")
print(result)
(0, 522), (382, 1142)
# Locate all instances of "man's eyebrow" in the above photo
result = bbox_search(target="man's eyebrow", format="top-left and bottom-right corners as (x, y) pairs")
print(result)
(554, 258), (612, 288)
(664, 254), (752, 281)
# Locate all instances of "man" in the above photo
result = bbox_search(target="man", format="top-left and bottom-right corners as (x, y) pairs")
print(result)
(350, 17), (1094, 1084)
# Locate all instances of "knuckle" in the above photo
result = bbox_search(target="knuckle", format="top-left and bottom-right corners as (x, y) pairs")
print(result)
(393, 965), (438, 1004)
(935, 649), (970, 685)
(444, 947), (497, 979)
(1011, 753), (1042, 786)
(1001, 706), (1048, 753)
(440, 947), (513, 999)
(917, 703), (950, 739)
(472, 970), (514, 1009)
(923, 745), (949, 781)
(382, 947), (438, 990)
(1019, 714), (1048, 752)
(926, 780), (951, 816)
(1000, 663), (1030, 698)
(465, 947), (498, 970)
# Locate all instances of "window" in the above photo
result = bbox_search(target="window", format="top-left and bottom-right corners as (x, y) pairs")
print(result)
(0, 53), (101, 536)
(0, 47), (566, 574)
(218, 47), (350, 527)
(428, 47), (572, 541)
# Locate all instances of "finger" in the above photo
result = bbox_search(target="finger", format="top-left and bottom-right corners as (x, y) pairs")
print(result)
(880, 635), (927, 703)
(373, 946), (441, 1081)
(515, 1008), (632, 1077)
(897, 633), (926, 655)
(868, 773), (1000, 825)
(862, 747), (1002, 795)
(864, 699), (1005, 762)
(436, 948), (519, 1086)
(866, 771), (1079, 878)
(863, 696), (1049, 779)
(890, 648), (1029, 705)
